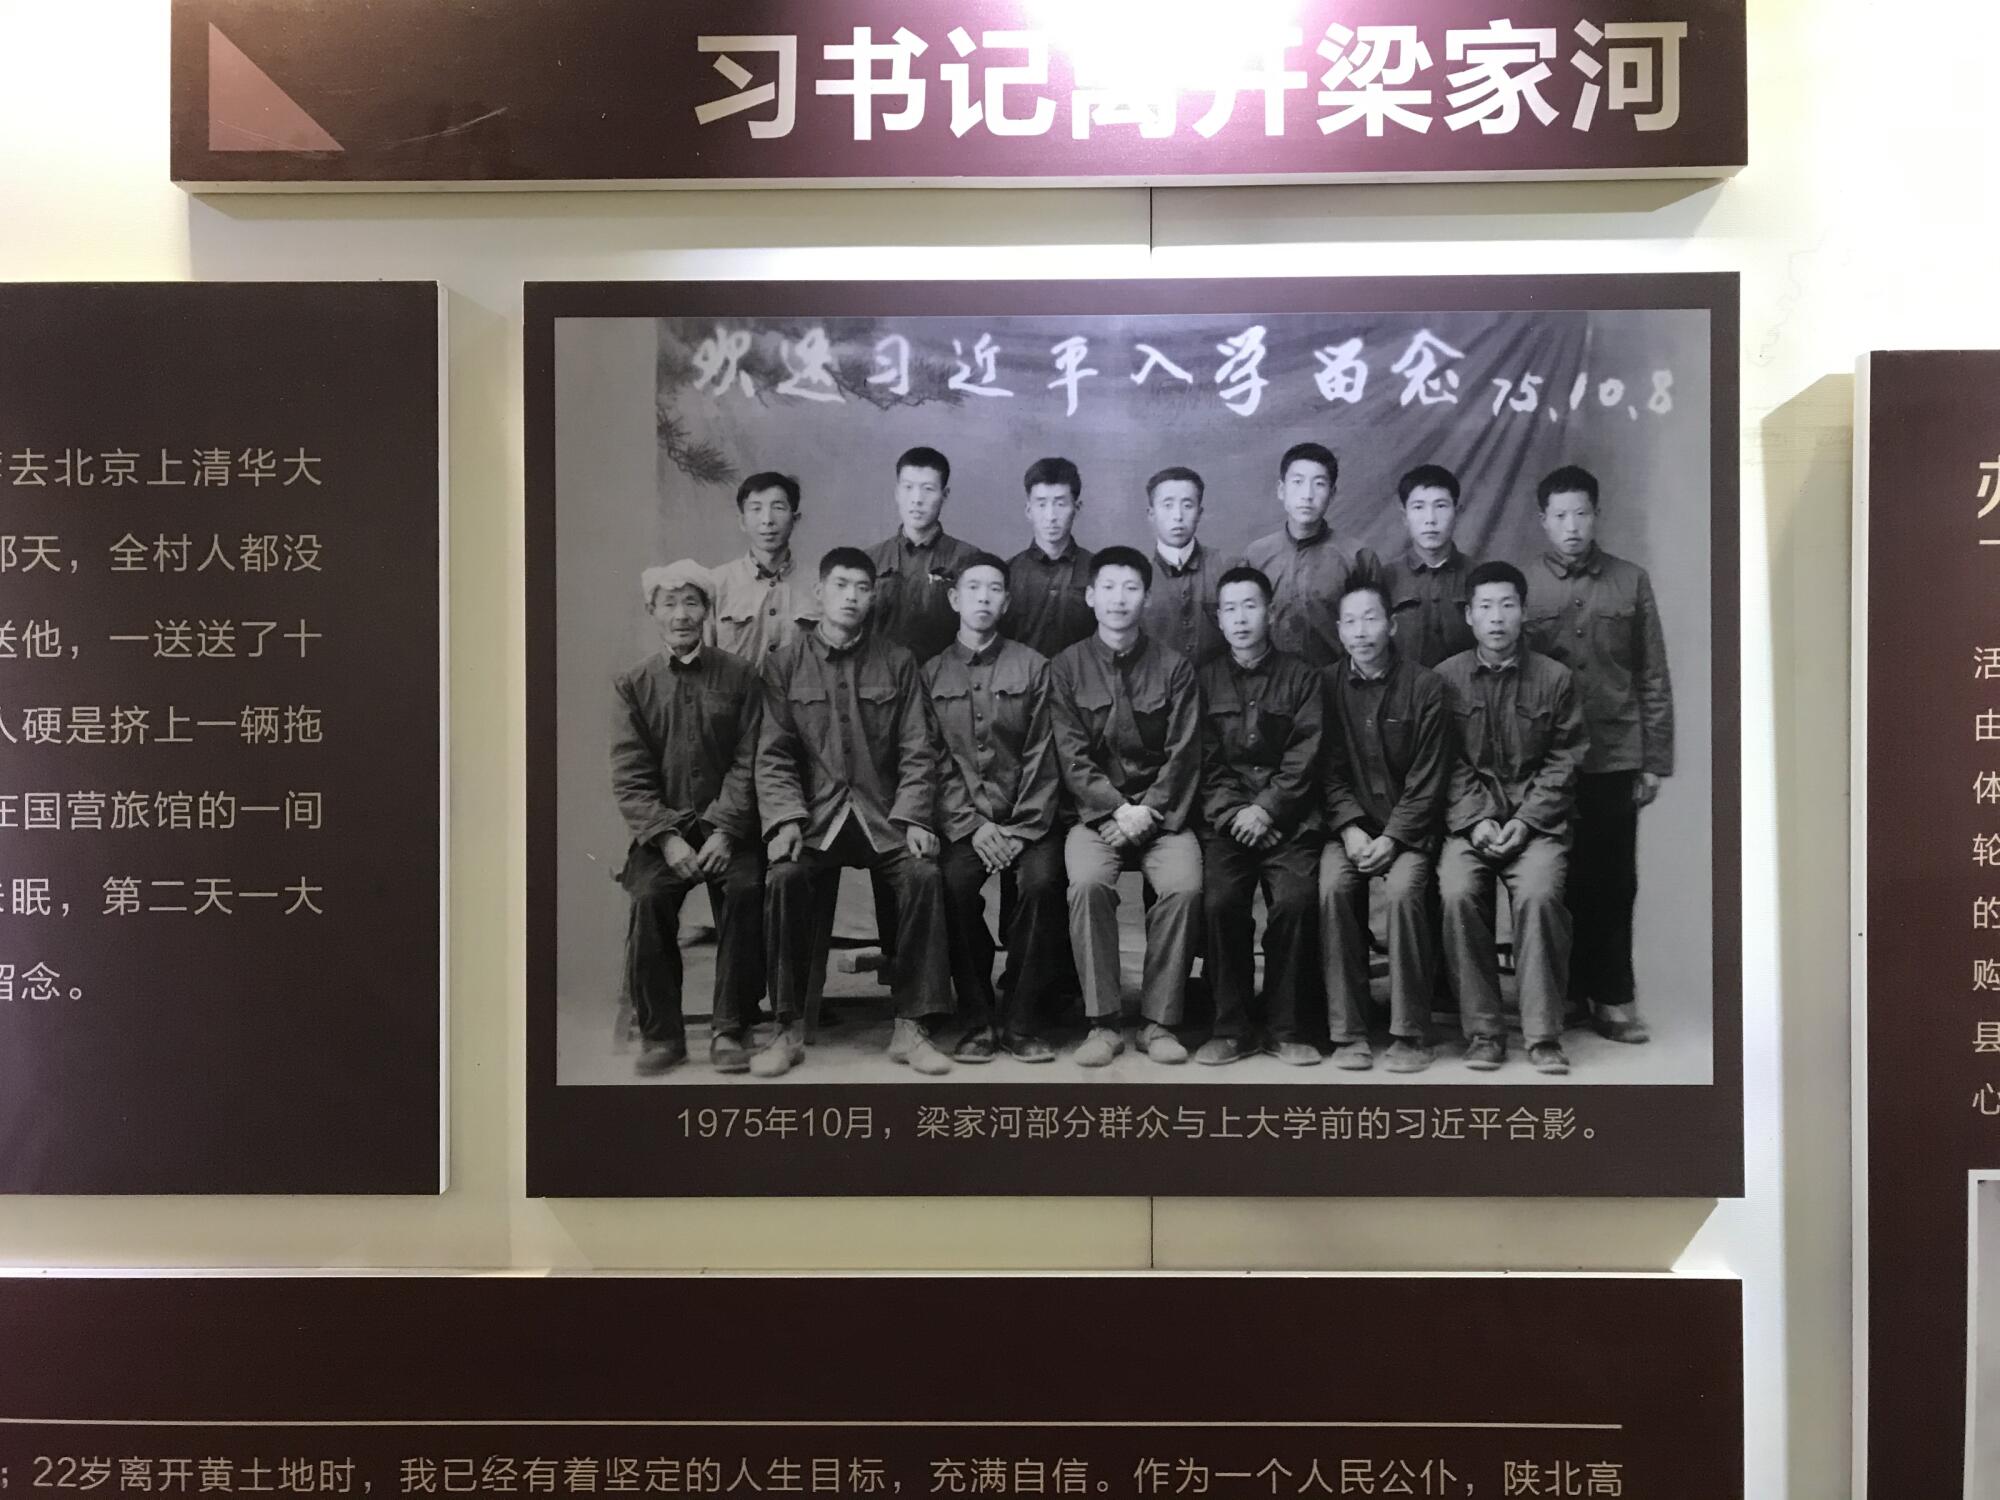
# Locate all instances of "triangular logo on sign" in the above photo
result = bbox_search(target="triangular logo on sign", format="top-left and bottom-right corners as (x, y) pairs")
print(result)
(207, 23), (343, 153)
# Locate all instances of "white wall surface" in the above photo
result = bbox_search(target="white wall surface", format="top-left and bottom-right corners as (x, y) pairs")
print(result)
(4, 0), (1987, 1494)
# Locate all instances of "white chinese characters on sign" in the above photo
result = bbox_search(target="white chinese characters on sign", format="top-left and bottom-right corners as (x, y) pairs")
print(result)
(778, 328), (845, 403)
(690, 18), (1693, 144)
(1214, 326), (1271, 416)
(1444, 21), (1558, 134)
(695, 36), (799, 138)
(942, 29), (1056, 137)
(1979, 455), (2000, 542)
(951, 333), (1015, 398)
(1390, 330), (1467, 405)
(816, 26), (929, 140)
(1047, 337), (1098, 417)
(658, 322), (1682, 432)
(868, 334), (912, 396)
(1317, 25), (1434, 136)
(1571, 21), (1687, 132)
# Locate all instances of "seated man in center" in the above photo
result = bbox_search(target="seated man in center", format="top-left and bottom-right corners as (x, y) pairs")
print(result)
(1049, 546), (1204, 1068)
(1435, 560), (1589, 1076)
(1320, 562), (1452, 1073)
(1194, 565), (1326, 1066)
(924, 552), (1067, 1064)
(753, 547), (955, 1079)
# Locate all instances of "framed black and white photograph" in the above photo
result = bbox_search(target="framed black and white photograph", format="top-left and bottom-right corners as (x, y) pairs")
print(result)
(526, 274), (1740, 1196)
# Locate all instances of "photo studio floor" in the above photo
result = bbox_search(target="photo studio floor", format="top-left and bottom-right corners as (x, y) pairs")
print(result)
(557, 868), (1712, 1087)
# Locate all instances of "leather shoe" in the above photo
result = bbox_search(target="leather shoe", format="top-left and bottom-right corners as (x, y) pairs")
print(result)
(953, 1027), (1001, 1064)
(1003, 1032), (1057, 1063)
(1463, 1034), (1506, 1071)
(1591, 1003), (1651, 1044)
(1194, 1035), (1252, 1066)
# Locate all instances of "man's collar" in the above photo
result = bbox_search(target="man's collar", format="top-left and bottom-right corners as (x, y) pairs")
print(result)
(1156, 539), (1198, 573)
(1473, 651), (1521, 676)
(900, 527), (942, 554)
(1092, 630), (1146, 666)
(752, 550), (794, 582)
(1347, 648), (1395, 683)
(1286, 520), (1329, 548)
(1230, 644), (1274, 673)
(954, 633), (1002, 667)
(814, 623), (865, 656)
(668, 644), (703, 670)
(1403, 543), (1460, 573)
(1029, 537), (1078, 565)
(1543, 544), (1603, 580)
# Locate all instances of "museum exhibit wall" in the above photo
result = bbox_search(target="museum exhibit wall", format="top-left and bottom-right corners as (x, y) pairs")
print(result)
(0, 0), (1969, 1494)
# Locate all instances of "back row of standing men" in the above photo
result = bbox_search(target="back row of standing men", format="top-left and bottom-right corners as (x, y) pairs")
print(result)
(613, 442), (1674, 1079)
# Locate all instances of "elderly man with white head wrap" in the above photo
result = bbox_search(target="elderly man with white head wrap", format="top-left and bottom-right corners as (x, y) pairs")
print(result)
(609, 558), (768, 1074)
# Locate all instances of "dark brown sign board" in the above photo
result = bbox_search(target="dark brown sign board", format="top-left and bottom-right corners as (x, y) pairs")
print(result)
(1854, 351), (2000, 1498)
(0, 282), (445, 1194)
(0, 1275), (1744, 1499)
(171, 1), (1746, 190)
(526, 272), (1742, 1198)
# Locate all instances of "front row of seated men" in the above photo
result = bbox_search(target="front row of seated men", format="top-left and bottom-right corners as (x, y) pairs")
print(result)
(612, 534), (1613, 1080)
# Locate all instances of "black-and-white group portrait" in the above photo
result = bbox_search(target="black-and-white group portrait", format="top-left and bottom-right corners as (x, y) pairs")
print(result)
(549, 286), (1721, 1091)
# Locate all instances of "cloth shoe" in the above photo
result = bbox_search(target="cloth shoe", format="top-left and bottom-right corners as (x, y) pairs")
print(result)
(1141, 1022), (1188, 1064)
(1073, 1026), (1125, 1068)
(634, 1035), (687, 1076)
(891, 1018), (952, 1076)
(1383, 1036), (1436, 1074)
(1194, 1035), (1253, 1066)
(1528, 1040), (1571, 1075)
(710, 1030), (750, 1075)
(749, 1023), (805, 1078)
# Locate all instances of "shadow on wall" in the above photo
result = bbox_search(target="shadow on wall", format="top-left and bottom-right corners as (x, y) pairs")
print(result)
(1762, 369), (1855, 1500)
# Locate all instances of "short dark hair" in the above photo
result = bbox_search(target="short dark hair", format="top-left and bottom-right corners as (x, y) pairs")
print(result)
(819, 546), (877, 582)
(1397, 464), (1461, 505)
(736, 471), (801, 511)
(1216, 564), (1273, 605)
(1465, 559), (1529, 605)
(1023, 456), (1082, 499)
(953, 551), (1011, 587)
(1145, 465), (1205, 503)
(1279, 442), (1338, 486)
(896, 445), (951, 488)
(1089, 545), (1154, 591)
(1334, 558), (1393, 616)
(1536, 465), (1600, 511)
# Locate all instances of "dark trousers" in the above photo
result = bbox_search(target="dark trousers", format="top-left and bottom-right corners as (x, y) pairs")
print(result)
(1567, 770), (1640, 1009)
(1000, 865), (1082, 1011)
(619, 839), (765, 1042)
(1200, 831), (1320, 1044)
(767, 820), (952, 1025)
(1321, 841), (1435, 1043)
(1440, 833), (1571, 1045)
(940, 829), (1068, 1036)
(870, 871), (899, 963)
